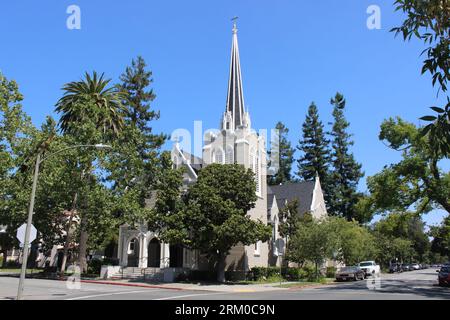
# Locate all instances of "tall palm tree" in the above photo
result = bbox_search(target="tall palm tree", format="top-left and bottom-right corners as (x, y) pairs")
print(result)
(55, 71), (127, 273)
(56, 71), (126, 137)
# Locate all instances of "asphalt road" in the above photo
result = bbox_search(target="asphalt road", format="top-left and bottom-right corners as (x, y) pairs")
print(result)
(0, 269), (448, 300)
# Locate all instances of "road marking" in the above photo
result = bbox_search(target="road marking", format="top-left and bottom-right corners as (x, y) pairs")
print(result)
(235, 289), (255, 292)
(155, 292), (228, 300)
(65, 289), (152, 300)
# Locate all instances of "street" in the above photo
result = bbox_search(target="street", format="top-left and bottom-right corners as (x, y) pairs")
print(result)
(0, 269), (448, 300)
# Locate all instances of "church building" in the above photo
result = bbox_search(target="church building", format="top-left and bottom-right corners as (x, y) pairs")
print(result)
(113, 22), (327, 281)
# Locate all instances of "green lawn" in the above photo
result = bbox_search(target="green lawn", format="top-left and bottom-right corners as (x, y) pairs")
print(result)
(0, 268), (42, 273)
(277, 278), (335, 288)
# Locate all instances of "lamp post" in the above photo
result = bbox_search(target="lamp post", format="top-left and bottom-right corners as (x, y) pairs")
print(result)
(16, 144), (111, 300)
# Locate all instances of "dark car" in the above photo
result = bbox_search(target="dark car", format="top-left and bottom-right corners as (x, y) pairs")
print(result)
(401, 264), (409, 272)
(336, 266), (365, 282)
(389, 263), (402, 273)
(437, 265), (450, 287)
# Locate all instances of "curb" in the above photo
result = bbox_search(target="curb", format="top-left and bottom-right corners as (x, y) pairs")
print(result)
(0, 274), (187, 291)
(78, 279), (186, 291)
(287, 282), (338, 290)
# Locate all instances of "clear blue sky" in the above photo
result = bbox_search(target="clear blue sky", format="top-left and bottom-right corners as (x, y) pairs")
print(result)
(0, 1), (448, 226)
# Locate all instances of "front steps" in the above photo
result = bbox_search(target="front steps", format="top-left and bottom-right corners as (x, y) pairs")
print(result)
(110, 267), (164, 282)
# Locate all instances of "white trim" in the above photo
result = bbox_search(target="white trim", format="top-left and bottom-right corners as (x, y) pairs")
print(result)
(254, 241), (261, 256)
(235, 139), (249, 144)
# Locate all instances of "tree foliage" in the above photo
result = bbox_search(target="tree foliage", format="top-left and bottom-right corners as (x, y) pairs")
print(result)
(55, 71), (127, 272)
(296, 103), (331, 206)
(150, 163), (271, 282)
(367, 117), (450, 215)
(370, 211), (431, 267)
(429, 214), (450, 259)
(268, 121), (294, 185)
(391, 0), (450, 156)
(328, 93), (364, 220)
(106, 57), (167, 225)
(287, 216), (338, 278)
(327, 217), (376, 265)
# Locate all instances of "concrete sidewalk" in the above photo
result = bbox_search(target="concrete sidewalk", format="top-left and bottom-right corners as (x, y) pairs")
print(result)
(80, 279), (295, 292)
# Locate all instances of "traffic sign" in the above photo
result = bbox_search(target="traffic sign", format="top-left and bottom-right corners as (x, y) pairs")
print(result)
(16, 223), (37, 245)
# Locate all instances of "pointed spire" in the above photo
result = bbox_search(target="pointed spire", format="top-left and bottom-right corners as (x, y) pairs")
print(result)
(225, 17), (246, 131)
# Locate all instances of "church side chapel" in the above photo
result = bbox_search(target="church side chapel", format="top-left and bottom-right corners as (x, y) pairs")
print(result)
(114, 21), (328, 281)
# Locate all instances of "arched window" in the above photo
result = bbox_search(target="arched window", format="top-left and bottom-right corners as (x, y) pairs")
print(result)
(250, 147), (261, 195)
(255, 154), (260, 194)
(214, 148), (224, 164)
(225, 145), (234, 164)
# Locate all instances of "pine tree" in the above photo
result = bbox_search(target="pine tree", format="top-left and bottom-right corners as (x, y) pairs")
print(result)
(268, 121), (295, 185)
(328, 93), (364, 220)
(107, 56), (167, 224)
(296, 102), (330, 185)
(118, 56), (166, 156)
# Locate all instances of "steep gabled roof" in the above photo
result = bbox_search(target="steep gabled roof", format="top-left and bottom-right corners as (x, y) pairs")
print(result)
(182, 151), (203, 172)
(268, 181), (316, 215)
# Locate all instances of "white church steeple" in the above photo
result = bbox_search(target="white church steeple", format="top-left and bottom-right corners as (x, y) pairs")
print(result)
(222, 18), (250, 131)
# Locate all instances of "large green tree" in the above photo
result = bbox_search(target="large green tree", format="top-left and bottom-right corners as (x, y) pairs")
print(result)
(391, 0), (450, 156)
(372, 212), (430, 264)
(429, 214), (450, 259)
(150, 163), (271, 282)
(296, 103), (331, 203)
(367, 117), (450, 215)
(287, 216), (338, 280)
(107, 57), (166, 225)
(328, 93), (364, 220)
(268, 121), (295, 185)
(327, 217), (376, 266)
(0, 73), (34, 266)
(55, 71), (126, 272)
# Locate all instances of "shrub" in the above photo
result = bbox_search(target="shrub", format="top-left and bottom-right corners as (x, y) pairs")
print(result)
(185, 270), (217, 282)
(326, 266), (336, 278)
(266, 267), (281, 278)
(302, 265), (319, 281)
(87, 259), (102, 275)
(285, 268), (301, 281)
(102, 257), (119, 266)
(5, 260), (20, 268)
(225, 270), (247, 281)
(249, 267), (282, 281)
(250, 267), (267, 281)
(175, 270), (190, 282)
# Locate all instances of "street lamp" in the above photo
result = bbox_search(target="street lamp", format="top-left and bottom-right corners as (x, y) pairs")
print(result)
(16, 143), (112, 300)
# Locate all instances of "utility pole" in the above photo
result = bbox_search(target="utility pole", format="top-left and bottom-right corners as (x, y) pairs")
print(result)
(16, 143), (111, 300)
(16, 152), (41, 300)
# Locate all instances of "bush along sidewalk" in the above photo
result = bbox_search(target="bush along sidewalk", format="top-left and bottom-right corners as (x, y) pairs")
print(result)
(249, 266), (335, 283)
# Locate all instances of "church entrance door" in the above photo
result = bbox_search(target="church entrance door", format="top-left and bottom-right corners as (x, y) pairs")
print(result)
(127, 238), (139, 267)
(147, 238), (161, 267)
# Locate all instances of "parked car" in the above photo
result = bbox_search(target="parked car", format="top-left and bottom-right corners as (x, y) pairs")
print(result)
(411, 263), (420, 270)
(437, 265), (450, 287)
(401, 264), (410, 272)
(358, 261), (380, 277)
(336, 266), (365, 282)
(389, 263), (402, 273)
